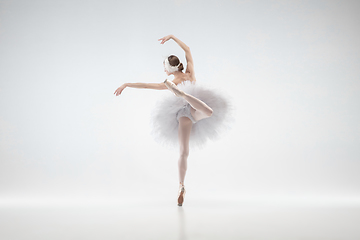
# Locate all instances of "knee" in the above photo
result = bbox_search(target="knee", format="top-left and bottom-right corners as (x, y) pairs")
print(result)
(204, 108), (213, 118)
(179, 149), (189, 159)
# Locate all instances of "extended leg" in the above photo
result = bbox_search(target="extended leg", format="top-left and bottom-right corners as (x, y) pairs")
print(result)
(164, 80), (213, 121)
(183, 93), (213, 121)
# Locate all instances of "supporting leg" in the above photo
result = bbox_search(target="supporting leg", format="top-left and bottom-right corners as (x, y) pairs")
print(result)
(177, 117), (192, 206)
(178, 117), (192, 185)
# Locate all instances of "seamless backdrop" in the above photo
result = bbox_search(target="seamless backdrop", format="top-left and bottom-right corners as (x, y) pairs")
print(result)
(0, 0), (359, 202)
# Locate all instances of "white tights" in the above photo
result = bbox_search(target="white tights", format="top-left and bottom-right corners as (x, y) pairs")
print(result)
(178, 92), (213, 185)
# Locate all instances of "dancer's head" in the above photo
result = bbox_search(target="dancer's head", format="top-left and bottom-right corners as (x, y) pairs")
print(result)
(163, 55), (184, 75)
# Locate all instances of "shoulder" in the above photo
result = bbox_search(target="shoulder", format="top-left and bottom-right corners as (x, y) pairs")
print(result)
(184, 72), (196, 82)
(173, 74), (196, 85)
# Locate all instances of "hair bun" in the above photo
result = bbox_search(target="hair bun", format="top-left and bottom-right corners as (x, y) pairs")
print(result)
(178, 63), (184, 72)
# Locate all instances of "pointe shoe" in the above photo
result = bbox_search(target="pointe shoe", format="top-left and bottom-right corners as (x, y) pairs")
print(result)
(164, 79), (185, 97)
(177, 184), (186, 206)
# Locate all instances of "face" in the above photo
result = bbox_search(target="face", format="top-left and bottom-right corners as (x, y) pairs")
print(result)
(163, 62), (171, 76)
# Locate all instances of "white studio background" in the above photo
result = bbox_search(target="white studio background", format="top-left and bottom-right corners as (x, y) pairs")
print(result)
(0, 0), (359, 203)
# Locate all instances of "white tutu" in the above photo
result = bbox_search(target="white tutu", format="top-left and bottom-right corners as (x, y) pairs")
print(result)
(150, 80), (233, 149)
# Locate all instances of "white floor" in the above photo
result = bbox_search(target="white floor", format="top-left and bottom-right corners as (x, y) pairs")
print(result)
(1, 196), (360, 240)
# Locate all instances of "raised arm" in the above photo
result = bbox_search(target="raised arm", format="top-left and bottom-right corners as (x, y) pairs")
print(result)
(114, 82), (167, 96)
(158, 35), (195, 75)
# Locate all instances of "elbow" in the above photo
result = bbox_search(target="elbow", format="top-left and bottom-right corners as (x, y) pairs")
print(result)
(161, 83), (168, 90)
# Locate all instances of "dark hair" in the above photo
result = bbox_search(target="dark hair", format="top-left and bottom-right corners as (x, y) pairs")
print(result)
(168, 55), (184, 72)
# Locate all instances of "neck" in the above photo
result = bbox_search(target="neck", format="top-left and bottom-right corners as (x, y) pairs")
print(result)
(172, 71), (182, 77)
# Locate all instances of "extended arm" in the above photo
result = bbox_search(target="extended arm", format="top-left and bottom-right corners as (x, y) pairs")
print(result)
(114, 82), (167, 96)
(170, 35), (190, 52)
(126, 82), (167, 90)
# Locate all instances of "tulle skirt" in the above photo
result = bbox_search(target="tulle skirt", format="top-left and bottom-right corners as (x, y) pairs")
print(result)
(150, 80), (233, 149)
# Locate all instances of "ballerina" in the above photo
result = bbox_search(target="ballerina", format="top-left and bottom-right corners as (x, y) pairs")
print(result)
(114, 35), (231, 206)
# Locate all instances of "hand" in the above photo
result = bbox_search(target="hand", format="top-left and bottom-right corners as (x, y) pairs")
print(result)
(114, 84), (127, 96)
(158, 35), (173, 44)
